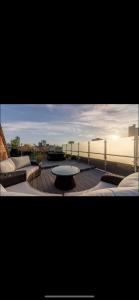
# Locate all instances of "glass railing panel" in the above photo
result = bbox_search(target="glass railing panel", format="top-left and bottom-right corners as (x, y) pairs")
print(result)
(90, 140), (104, 154)
(106, 155), (133, 165)
(67, 144), (72, 151)
(79, 142), (88, 152)
(72, 143), (78, 152)
(107, 137), (134, 165)
(90, 153), (104, 160)
(137, 138), (139, 166)
(66, 150), (71, 154)
(62, 144), (67, 152)
(79, 151), (88, 158)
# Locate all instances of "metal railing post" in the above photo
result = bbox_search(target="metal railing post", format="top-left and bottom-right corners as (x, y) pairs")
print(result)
(104, 140), (107, 171)
(78, 142), (79, 159)
(134, 134), (138, 172)
(71, 143), (72, 156)
(88, 141), (90, 165)
(137, 136), (139, 171)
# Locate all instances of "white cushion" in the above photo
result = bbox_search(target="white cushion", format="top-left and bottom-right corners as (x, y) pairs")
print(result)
(90, 186), (138, 196)
(109, 186), (139, 196)
(65, 186), (138, 196)
(65, 188), (114, 196)
(0, 184), (7, 193)
(11, 156), (31, 170)
(6, 182), (62, 196)
(0, 158), (16, 173)
(1, 191), (35, 196)
(64, 181), (116, 196)
(16, 166), (39, 179)
(118, 172), (139, 188)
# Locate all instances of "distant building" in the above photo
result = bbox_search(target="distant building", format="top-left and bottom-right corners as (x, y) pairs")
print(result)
(41, 140), (47, 147)
(128, 124), (139, 137)
(48, 145), (62, 152)
(48, 145), (55, 152)
(38, 140), (47, 147)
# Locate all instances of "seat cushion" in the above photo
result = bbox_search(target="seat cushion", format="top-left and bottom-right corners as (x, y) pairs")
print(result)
(1, 191), (35, 196)
(11, 156), (31, 170)
(88, 186), (138, 196)
(6, 182), (62, 196)
(17, 166), (39, 179)
(0, 183), (32, 196)
(0, 184), (7, 193)
(109, 186), (138, 196)
(65, 186), (138, 196)
(0, 158), (16, 173)
(64, 181), (116, 196)
(118, 172), (139, 188)
(65, 188), (114, 196)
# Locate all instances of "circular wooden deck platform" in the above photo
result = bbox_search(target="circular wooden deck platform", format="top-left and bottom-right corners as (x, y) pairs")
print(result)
(30, 168), (105, 194)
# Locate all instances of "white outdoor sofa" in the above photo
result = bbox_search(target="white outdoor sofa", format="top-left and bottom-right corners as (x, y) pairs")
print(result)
(0, 156), (60, 196)
(64, 172), (139, 196)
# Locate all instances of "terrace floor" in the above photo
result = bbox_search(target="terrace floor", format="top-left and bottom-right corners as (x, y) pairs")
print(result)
(30, 159), (106, 194)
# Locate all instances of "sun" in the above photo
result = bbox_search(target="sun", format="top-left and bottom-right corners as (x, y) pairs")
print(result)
(111, 134), (120, 140)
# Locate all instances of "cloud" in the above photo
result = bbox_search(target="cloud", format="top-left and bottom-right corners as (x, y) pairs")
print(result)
(1, 104), (138, 144)
(2, 121), (84, 135)
(76, 104), (138, 128)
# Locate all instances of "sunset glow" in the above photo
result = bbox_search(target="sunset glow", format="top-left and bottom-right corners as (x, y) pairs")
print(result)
(110, 134), (120, 140)
(0, 104), (138, 144)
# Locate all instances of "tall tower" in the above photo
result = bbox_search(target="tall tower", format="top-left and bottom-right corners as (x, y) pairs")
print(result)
(128, 124), (136, 136)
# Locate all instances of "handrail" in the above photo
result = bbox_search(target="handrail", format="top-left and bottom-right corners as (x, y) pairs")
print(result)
(62, 138), (139, 172)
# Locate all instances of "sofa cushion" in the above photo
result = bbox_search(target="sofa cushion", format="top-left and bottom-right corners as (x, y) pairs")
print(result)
(6, 182), (62, 196)
(17, 166), (39, 179)
(1, 191), (35, 196)
(118, 172), (139, 188)
(65, 188), (114, 196)
(109, 186), (138, 196)
(90, 186), (138, 196)
(65, 186), (138, 196)
(0, 184), (7, 193)
(0, 158), (16, 173)
(64, 181), (116, 196)
(11, 156), (31, 170)
(101, 174), (124, 185)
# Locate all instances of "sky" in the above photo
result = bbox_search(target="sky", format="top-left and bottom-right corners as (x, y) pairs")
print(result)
(0, 104), (138, 145)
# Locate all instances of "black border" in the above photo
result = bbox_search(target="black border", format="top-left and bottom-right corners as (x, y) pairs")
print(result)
(1, 196), (139, 299)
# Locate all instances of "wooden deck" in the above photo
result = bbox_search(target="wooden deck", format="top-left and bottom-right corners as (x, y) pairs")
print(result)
(30, 160), (106, 195)
(39, 158), (94, 171)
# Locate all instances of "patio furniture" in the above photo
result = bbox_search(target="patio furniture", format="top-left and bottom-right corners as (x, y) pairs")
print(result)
(100, 173), (124, 185)
(52, 165), (80, 190)
(47, 152), (65, 161)
(1, 182), (62, 196)
(0, 170), (26, 187)
(1, 171), (138, 196)
(0, 156), (61, 196)
(0, 156), (40, 181)
(64, 172), (139, 196)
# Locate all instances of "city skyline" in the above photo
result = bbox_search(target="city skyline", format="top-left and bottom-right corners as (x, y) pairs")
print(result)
(1, 104), (138, 145)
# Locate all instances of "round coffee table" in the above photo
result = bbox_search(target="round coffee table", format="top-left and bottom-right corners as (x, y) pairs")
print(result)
(52, 165), (80, 190)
